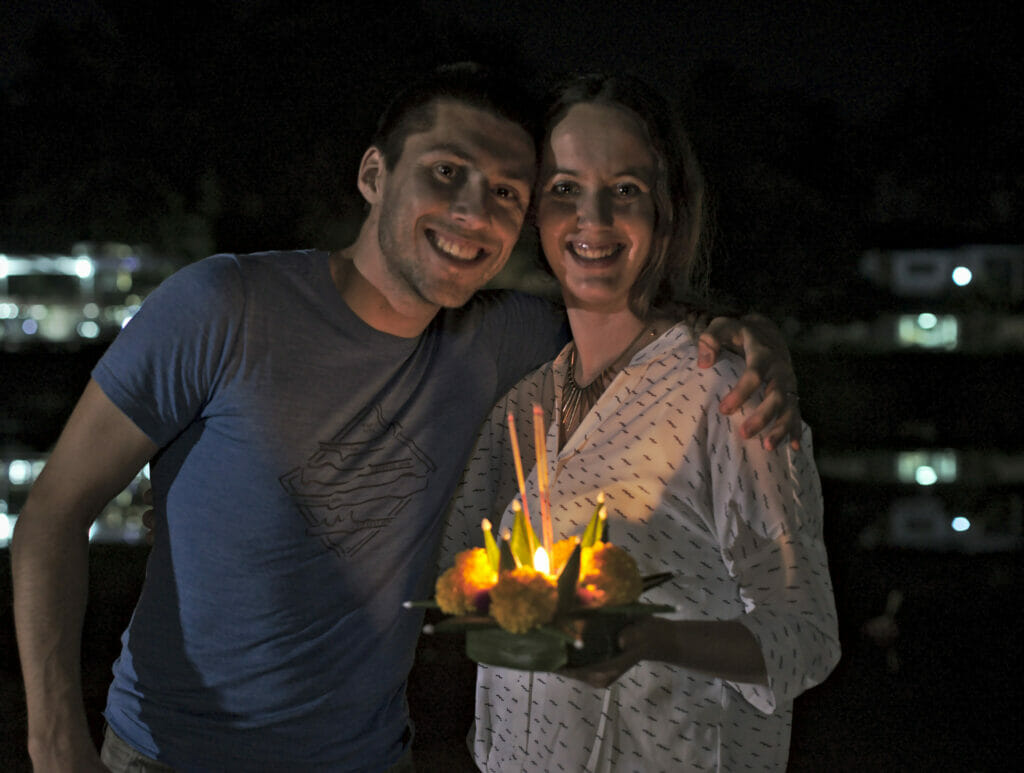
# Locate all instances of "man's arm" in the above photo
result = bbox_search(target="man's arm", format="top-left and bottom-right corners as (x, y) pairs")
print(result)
(11, 378), (158, 772)
(697, 312), (802, 451)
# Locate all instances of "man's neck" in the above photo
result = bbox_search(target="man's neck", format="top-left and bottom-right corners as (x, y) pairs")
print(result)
(330, 226), (439, 339)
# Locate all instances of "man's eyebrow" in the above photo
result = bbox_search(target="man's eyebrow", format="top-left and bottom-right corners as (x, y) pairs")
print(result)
(424, 142), (534, 185)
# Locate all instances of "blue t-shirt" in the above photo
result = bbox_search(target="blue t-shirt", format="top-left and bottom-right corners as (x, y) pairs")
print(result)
(93, 249), (566, 771)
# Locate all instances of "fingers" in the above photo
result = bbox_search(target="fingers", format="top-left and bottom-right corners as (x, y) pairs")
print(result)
(697, 316), (745, 368)
(558, 650), (636, 689)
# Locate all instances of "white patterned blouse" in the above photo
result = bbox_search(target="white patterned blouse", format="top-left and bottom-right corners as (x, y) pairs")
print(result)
(441, 321), (840, 772)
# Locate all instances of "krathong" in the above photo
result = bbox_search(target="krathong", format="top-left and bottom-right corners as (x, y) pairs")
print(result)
(406, 404), (672, 672)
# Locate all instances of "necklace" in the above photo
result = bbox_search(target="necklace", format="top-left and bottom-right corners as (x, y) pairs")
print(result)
(560, 324), (657, 444)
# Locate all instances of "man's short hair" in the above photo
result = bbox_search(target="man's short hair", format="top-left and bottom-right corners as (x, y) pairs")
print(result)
(371, 62), (539, 170)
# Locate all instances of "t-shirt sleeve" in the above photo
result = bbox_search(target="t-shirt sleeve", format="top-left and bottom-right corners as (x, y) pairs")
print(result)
(487, 292), (568, 398)
(91, 254), (245, 447)
(704, 358), (841, 714)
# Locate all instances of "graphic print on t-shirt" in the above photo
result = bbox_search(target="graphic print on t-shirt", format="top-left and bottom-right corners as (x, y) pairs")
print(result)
(279, 405), (436, 556)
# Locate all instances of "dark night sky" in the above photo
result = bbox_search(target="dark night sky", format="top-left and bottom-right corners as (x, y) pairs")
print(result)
(5, 0), (1019, 117)
(2, 0), (1021, 312)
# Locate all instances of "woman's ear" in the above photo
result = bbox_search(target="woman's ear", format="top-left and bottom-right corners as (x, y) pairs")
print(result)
(357, 146), (386, 204)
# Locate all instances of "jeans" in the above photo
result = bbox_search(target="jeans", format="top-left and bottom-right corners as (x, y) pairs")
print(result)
(100, 725), (176, 772)
(100, 723), (416, 772)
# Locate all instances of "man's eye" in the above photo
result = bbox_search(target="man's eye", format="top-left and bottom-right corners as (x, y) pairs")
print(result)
(615, 183), (641, 197)
(494, 186), (519, 201)
(551, 181), (577, 196)
(435, 163), (456, 178)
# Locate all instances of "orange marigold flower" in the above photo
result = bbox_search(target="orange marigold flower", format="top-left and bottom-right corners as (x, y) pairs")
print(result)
(577, 543), (642, 608)
(488, 567), (558, 633)
(435, 548), (497, 615)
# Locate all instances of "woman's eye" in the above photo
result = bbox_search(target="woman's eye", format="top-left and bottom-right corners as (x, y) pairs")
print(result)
(494, 185), (519, 201)
(551, 181), (577, 196)
(435, 163), (456, 178)
(615, 183), (641, 197)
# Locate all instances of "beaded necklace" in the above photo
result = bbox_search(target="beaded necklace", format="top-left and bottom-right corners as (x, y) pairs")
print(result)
(559, 324), (658, 444)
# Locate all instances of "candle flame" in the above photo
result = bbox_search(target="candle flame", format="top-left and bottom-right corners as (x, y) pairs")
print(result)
(534, 546), (550, 575)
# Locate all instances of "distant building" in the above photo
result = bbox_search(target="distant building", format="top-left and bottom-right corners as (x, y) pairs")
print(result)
(859, 243), (1024, 302)
(0, 243), (175, 350)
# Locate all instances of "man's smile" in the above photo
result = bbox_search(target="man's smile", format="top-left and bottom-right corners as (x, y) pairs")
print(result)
(425, 228), (490, 262)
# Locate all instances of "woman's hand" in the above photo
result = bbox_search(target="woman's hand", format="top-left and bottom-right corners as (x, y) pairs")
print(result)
(697, 313), (802, 450)
(557, 616), (669, 689)
(558, 616), (768, 689)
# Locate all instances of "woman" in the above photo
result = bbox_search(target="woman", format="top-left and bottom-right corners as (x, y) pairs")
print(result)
(442, 74), (840, 771)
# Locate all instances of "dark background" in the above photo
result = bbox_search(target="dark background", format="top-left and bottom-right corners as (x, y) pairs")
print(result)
(2, 1), (1022, 770)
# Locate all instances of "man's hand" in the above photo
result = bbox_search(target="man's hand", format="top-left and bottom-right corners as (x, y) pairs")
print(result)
(697, 313), (802, 450)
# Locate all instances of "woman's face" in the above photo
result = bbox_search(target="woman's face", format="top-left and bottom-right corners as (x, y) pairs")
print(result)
(537, 102), (658, 314)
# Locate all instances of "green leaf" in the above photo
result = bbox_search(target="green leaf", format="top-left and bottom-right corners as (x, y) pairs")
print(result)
(466, 627), (568, 671)
(498, 536), (517, 573)
(580, 494), (606, 548)
(403, 599), (439, 609)
(641, 571), (674, 591)
(430, 616), (500, 633)
(556, 539), (582, 615)
(481, 519), (500, 572)
(573, 603), (676, 616)
(510, 501), (537, 567)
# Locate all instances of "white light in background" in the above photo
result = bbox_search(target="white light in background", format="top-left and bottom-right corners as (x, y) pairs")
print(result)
(77, 320), (100, 338)
(951, 516), (971, 532)
(0, 514), (12, 548)
(915, 466), (938, 486)
(75, 257), (95, 278)
(897, 314), (959, 350)
(9, 459), (34, 485)
(951, 266), (973, 286)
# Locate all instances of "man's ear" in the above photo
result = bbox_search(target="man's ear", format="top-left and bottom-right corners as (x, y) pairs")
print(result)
(357, 146), (386, 204)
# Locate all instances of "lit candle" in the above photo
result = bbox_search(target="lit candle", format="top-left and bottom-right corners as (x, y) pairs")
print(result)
(533, 546), (550, 575)
(506, 412), (530, 523)
(532, 403), (554, 557)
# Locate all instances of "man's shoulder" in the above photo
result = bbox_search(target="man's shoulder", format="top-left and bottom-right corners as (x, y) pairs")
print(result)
(453, 288), (561, 323)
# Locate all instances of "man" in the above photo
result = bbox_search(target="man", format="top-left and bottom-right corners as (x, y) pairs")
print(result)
(12, 63), (800, 771)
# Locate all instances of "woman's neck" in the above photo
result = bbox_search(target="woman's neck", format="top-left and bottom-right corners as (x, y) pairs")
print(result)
(566, 307), (649, 384)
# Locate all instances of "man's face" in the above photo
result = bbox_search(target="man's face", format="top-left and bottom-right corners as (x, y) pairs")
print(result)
(371, 99), (536, 310)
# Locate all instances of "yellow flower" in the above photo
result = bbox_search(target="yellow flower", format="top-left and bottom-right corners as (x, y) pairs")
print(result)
(435, 548), (497, 615)
(577, 543), (643, 608)
(488, 567), (558, 633)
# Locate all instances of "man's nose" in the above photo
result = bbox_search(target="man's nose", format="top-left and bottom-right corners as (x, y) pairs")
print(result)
(450, 178), (488, 226)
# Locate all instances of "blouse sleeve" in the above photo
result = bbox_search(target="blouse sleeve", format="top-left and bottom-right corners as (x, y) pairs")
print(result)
(706, 376), (841, 714)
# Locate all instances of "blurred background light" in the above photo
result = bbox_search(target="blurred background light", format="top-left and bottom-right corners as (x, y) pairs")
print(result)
(951, 266), (973, 286)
